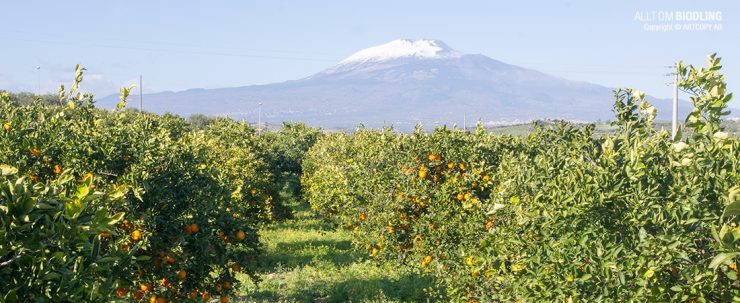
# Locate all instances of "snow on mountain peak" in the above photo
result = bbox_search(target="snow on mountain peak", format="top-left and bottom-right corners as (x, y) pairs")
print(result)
(338, 39), (461, 64)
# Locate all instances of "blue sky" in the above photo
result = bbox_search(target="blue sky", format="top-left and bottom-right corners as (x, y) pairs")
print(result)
(0, 0), (737, 106)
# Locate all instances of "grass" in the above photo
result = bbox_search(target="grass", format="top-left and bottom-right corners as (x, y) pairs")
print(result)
(235, 198), (435, 303)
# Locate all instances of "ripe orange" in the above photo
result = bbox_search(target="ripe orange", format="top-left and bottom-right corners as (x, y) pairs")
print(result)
(215, 284), (223, 293)
(220, 296), (229, 303)
(184, 225), (193, 235)
(188, 291), (197, 299)
(358, 213), (367, 221)
(132, 292), (144, 301)
(178, 269), (187, 280)
(53, 165), (62, 175)
(422, 255), (433, 267)
(428, 153), (441, 161)
(190, 223), (200, 234)
(201, 292), (211, 301)
(486, 220), (494, 230)
(371, 247), (378, 255)
(138, 283), (152, 292)
(447, 162), (455, 169)
(418, 167), (428, 179)
(223, 281), (232, 289)
(131, 229), (143, 242)
(459, 163), (466, 170)
(2, 121), (10, 131)
(231, 263), (241, 272)
(236, 230), (246, 241)
(29, 148), (42, 156)
(115, 287), (127, 297)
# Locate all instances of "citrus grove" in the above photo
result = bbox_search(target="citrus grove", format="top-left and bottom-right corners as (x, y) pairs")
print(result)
(1, 54), (738, 302)
(0, 65), (304, 302)
(302, 54), (739, 302)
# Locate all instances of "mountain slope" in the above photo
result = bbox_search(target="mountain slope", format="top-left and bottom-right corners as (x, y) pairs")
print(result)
(98, 39), (697, 129)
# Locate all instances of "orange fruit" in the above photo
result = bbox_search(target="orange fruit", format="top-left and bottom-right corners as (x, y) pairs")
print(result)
(418, 167), (428, 179)
(184, 225), (193, 235)
(2, 121), (10, 131)
(422, 255), (433, 267)
(231, 263), (241, 272)
(190, 223), (200, 234)
(138, 283), (152, 293)
(115, 287), (127, 297)
(178, 269), (187, 280)
(29, 148), (42, 156)
(215, 284), (223, 293)
(157, 297), (166, 303)
(131, 229), (143, 242)
(53, 165), (62, 175)
(220, 296), (229, 303)
(187, 291), (198, 299)
(235, 230), (246, 241)
(132, 292), (144, 301)
(358, 213), (367, 221)
(201, 292), (211, 301)
(223, 281), (232, 289)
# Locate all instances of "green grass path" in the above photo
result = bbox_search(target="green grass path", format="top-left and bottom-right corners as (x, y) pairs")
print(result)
(235, 200), (434, 303)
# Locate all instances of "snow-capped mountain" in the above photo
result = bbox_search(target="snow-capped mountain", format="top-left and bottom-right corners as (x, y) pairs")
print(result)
(337, 39), (461, 65)
(99, 39), (693, 129)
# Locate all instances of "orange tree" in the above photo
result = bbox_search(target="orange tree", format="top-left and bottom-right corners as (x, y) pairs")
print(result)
(260, 122), (322, 205)
(302, 55), (740, 302)
(0, 66), (271, 302)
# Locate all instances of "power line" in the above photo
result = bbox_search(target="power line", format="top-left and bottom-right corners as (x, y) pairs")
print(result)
(1, 36), (337, 62)
(0, 29), (342, 57)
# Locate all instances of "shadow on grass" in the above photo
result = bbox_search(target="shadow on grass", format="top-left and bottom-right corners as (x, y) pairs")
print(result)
(244, 273), (436, 303)
(254, 239), (358, 271)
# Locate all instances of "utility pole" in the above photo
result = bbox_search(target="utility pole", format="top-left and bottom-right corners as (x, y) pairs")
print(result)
(36, 66), (41, 95)
(463, 112), (467, 131)
(672, 63), (678, 140)
(139, 75), (143, 112)
(258, 102), (263, 137)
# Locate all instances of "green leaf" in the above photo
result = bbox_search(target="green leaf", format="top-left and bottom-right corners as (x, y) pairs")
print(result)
(0, 164), (18, 176)
(486, 203), (506, 215)
(722, 200), (740, 219)
(109, 212), (125, 225)
(76, 184), (89, 198)
(709, 252), (739, 269)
